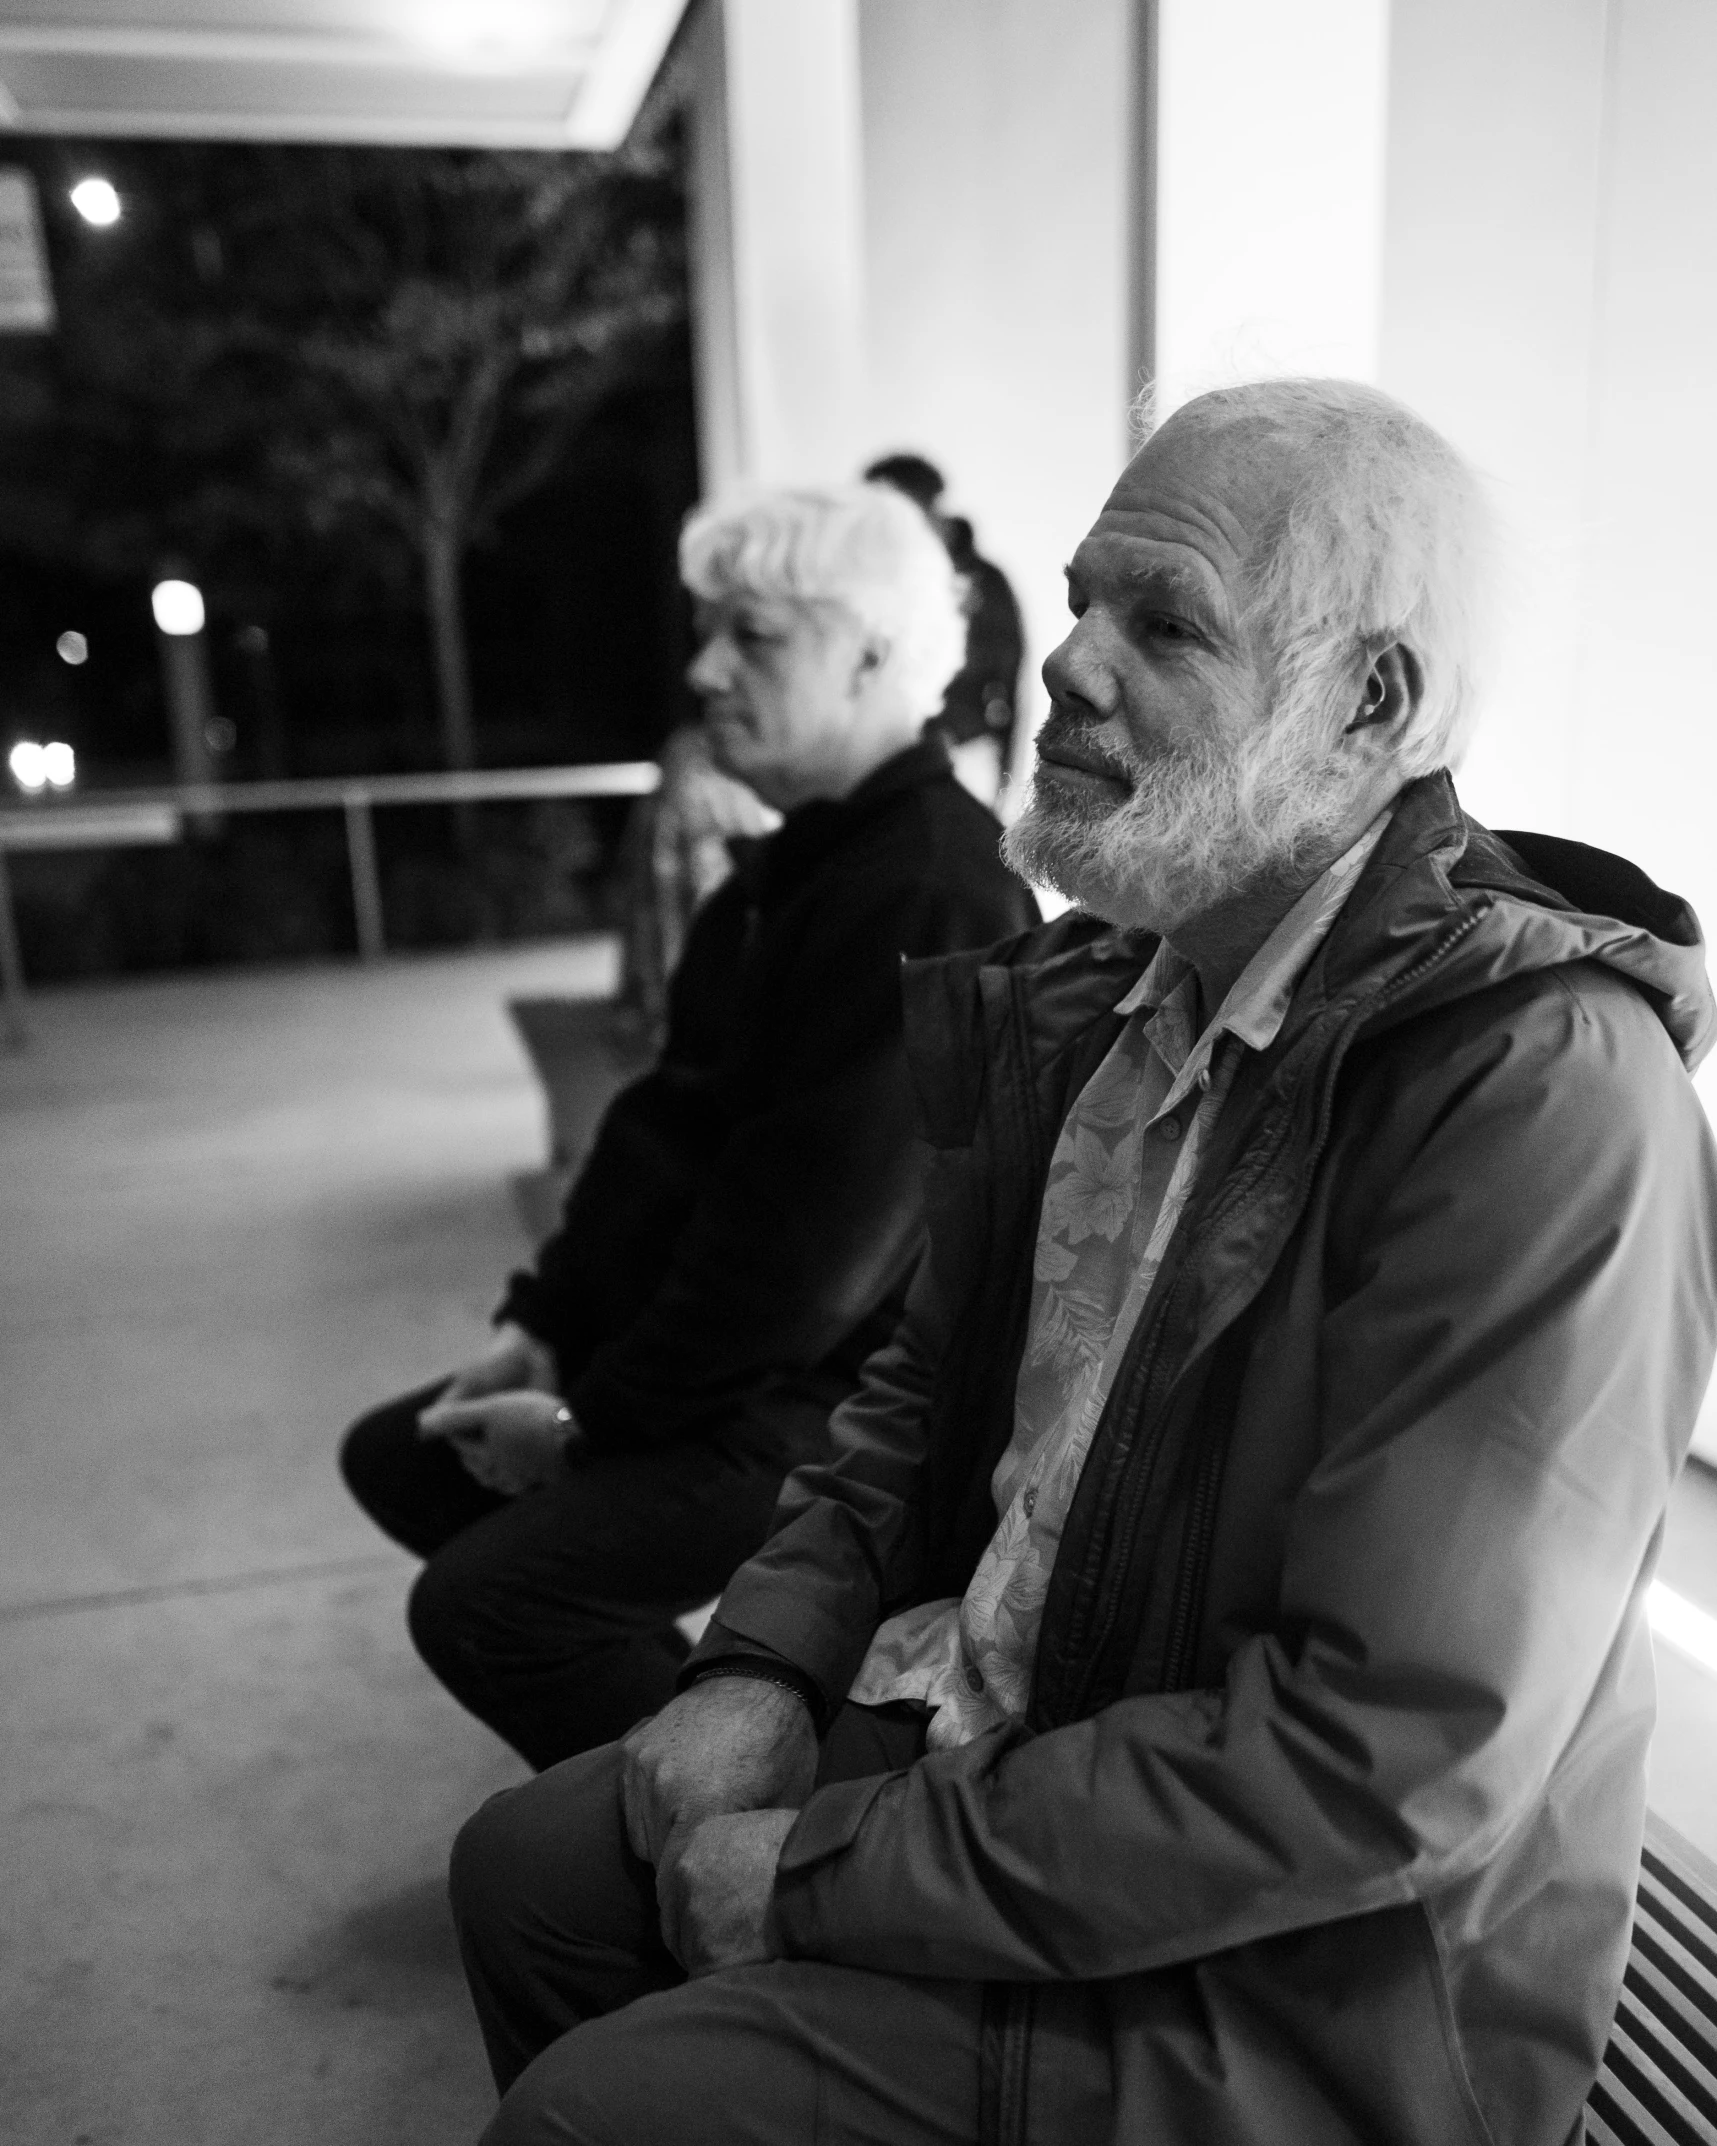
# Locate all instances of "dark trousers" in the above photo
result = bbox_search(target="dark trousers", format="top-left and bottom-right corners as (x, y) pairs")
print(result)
(450, 1704), (998, 2146)
(339, 1381), (813, 1771)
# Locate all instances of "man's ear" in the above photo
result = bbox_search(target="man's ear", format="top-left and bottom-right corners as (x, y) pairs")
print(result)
(852, 633), (891, 691)
(1344, 641), (1424, 739)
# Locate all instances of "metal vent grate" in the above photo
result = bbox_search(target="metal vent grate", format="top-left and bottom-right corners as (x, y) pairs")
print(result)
(1588, 1821), (1717, 2145)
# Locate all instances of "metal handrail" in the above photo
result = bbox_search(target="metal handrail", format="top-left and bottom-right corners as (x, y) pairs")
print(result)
(0, 761), (662, 1048)
(0, 763), (661, 824)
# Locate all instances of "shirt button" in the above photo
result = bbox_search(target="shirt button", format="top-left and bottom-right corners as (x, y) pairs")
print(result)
(1159, 1116), (1183, 1143)
(964, 1663), (984, 1694)
(1023, 1487), (1037, 1517)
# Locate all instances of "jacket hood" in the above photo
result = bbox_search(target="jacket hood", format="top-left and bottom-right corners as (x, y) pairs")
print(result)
(1321, 775), (1717, 1075)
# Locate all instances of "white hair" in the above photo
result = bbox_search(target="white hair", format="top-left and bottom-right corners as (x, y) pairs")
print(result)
(678, 483), (967, 719)
(1137, 378), (1498, 775)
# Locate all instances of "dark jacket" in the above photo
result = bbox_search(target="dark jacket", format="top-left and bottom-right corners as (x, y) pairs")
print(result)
(697, 775), (1717, 2145)
(937, 518), (1023, 749)
(498, 738), (1038, 1458)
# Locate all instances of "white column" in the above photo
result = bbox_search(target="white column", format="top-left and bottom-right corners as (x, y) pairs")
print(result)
(1153, 0), (1391, 413)
(1378, 0), (1612, 841)
(856, 0), (1135, 754)
(684, 0), (866, 491)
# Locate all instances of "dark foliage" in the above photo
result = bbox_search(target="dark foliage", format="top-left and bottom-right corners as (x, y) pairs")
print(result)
(0, 135), (690, 771)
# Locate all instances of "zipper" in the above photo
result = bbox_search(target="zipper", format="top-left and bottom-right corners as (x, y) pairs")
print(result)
(1066, 903), (1490, 1713)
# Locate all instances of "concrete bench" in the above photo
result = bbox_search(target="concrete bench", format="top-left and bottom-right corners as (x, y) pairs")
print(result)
(1590, 1814), (1717, 2142)
(506, 995), (654, 1239)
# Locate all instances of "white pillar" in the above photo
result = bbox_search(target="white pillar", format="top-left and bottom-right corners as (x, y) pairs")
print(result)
(1378, 0), (1612, 841)
(855, 0), (1134, 756)
(685, 0), (866, 491)
(1153, 0), (1391, 413)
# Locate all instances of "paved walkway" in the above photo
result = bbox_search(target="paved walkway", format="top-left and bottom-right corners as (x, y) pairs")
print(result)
(0, 941), (617, 2146)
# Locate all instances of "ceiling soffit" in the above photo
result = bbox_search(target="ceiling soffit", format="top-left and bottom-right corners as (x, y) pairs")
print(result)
(0, 0), (690, 149)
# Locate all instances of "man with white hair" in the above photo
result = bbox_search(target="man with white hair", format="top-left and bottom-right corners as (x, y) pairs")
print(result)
(450, 381), (1717, 2146)
(340, 482), (1035, 1771)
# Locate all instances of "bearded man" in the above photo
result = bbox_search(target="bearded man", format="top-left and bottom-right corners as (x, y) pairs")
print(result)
(448, 380), (1717, 2146)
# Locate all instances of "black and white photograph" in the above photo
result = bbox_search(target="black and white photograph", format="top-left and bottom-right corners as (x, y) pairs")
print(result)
(0, 5), (1713, 2143)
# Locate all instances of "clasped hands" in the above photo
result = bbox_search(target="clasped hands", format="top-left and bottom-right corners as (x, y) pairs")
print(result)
(621, 1676), (818, 1979)
(415, 1323), (577, 1494)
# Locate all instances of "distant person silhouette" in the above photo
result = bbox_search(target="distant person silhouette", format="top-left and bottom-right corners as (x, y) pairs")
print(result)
(865, 452), (1023, 805)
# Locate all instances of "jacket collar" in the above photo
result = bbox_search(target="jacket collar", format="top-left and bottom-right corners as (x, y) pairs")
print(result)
(729, 736), (955, 906)
(903, 770), (1717, 1150)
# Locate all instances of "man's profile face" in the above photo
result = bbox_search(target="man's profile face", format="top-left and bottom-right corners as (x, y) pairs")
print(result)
(1008, 417), (1364, 933)
(1036, 418), (1275, 831)
(685, 595), (870, 810)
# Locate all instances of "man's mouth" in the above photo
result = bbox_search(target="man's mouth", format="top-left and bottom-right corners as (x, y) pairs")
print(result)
(1035, 730), (1132, 791)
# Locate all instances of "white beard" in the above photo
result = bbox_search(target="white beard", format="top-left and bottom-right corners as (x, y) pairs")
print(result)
(1004, 691), (1369, 934)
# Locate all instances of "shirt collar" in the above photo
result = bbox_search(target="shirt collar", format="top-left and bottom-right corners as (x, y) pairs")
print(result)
(1115, 806), (1394, 1097)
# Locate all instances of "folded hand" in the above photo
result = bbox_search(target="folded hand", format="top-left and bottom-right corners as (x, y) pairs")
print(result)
(416, 1388), (578, 1494)
(655, 1809), (799, 1977)
(620, 1678), (818, 1865)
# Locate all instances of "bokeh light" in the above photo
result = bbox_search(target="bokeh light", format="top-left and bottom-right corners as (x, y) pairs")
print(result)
(151, 579), (206, 636)
(9, 740), (77, 792)
(56, 630), (89, 666)
(9, 741), (46, 792)
(70, 177), (121, 228)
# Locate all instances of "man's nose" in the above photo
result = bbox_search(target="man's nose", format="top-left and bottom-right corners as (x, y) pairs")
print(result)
(1041, 625), (1108, 716)
(686, 638), (727, 695)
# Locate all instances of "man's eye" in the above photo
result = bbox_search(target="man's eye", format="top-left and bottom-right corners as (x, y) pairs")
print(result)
(1140, 613), (1198, 645)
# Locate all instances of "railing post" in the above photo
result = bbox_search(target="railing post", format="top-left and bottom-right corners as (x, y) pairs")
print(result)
(0, 846), (27, 1050)
(343, 790), (386, 963)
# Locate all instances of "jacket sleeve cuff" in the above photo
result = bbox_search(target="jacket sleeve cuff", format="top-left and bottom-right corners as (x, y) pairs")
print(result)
(682, 1657), (830, 1734)
(777, 1773), (894, 1876)
(709, 1569), (877, 1707)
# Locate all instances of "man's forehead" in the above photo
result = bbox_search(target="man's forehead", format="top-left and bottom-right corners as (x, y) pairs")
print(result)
(1071, 420), (1284, 593)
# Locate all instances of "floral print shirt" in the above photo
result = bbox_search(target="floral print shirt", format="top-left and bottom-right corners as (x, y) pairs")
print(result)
(847, 812), (1393, 1747)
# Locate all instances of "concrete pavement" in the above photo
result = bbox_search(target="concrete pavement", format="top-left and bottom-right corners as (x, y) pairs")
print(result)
(1, 941), (617, 2146)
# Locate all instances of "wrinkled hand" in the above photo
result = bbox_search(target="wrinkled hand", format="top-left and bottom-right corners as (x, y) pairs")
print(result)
(416, 1389), (579, 1495)
(440, 1323), (559, 1407)
(621, 1678), (818, 1866)
(656, 1809), (798, 1976)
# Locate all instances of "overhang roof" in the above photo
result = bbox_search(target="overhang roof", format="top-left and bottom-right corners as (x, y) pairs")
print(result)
(0, 0), (690, 150)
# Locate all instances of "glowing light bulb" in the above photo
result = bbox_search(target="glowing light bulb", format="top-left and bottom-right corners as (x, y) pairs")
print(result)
(151, 579), (205, 636)
(70, 177), (121, 228)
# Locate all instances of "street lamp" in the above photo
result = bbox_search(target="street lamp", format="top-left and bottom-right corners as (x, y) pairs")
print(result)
(150, 575), (221, 798)
(70, 177), (121, 228)
(151, 578), (205, 636)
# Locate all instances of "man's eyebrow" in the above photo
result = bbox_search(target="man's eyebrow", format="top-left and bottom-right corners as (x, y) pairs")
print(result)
(1126, 560), (1218, 606)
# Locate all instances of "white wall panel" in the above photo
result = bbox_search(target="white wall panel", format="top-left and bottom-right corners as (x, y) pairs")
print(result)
(1155, 0), (1389, 411)
(685, 0), (866, 490)
(856, 0), (1134, 760)
(1379, 0), (1611, 839)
